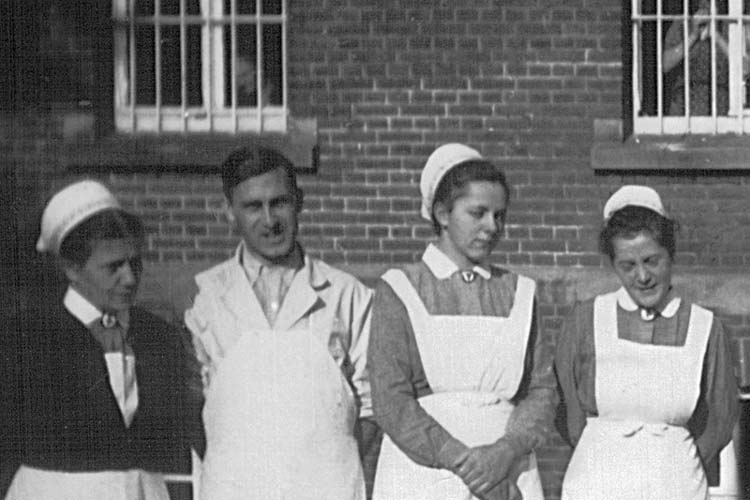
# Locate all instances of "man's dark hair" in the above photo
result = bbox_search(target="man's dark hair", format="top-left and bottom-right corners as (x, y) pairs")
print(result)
(221, 146), (298, 201)
(58, 209), (145, 265)
(599, 205), (677, 260)
(430, 159), (510, 234)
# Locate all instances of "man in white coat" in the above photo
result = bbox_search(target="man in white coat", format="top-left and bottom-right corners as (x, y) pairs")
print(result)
(185, 146), (375, 500)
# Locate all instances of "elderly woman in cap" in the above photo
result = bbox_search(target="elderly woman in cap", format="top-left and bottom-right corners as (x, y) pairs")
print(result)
(368, 144), (557, 500)
(4, 180), (202, 500)
(555, 185), (739, 500)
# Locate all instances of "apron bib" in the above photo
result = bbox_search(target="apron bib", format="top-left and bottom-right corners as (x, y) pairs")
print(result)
(5, 466), (168, 500)
(373, 270), (544, 500)
(561, 290), (712, 500)
(200, 322), (365, 500)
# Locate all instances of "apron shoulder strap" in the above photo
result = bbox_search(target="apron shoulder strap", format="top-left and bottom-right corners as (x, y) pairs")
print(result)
(684, 303), (713, 359)
(381, 269), (429, 321)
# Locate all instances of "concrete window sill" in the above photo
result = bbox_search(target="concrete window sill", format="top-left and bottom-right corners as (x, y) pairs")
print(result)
(56, 114), (318, 173)
(591, 134), (750, 171)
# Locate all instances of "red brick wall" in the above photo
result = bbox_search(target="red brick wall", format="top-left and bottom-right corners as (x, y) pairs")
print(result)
(6, 1), (750, 498)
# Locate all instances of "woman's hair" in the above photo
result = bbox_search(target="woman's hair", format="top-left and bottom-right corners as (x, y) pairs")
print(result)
(430, 159), (510, 234)
(59, 209), (145, 265)
(598, 205), (677, 260)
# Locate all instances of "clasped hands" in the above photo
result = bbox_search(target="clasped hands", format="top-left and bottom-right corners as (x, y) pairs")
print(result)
(450, 439), (524, 500)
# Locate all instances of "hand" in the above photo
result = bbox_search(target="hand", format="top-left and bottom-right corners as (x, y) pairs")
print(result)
(691, 7), (710, 42)
(454, 440), (520, 497)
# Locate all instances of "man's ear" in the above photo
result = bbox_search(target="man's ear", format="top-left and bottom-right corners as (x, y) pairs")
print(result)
(294, 187), (304, 213)
(224, 198), (236, 226)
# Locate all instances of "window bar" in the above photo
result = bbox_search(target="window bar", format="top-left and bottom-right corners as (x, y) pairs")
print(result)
(683, 0), (691, 122)
(710, 0), (717, 129)
(282, 0), (288, 128)
(256, 0), (263, 132)
(155, 0), (163, 132)
(231, 0), (238, 133)
(204, 0), (213, 130)
(656, 0), (664, 129)
(632, 0), (641, 127)
(129, 0), (137, 131)
(180, 0), (188, 132)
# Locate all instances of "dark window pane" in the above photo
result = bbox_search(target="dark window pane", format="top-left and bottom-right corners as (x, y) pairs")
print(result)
(166, 483), (193, 500)
(225, 24), (258, 107)
(161, 0), (180, 15)
(262, 23), (283, 105)
(161, 26), (181, 105)
(225, 0), (257, 15)
(135, 0), (154, 16)
(187, 26), (203, 106)
(262, 0), (282, 15)
(186, 0), (201, 16)
(238, 0), (257, 15)
(135, 26), (156, 105)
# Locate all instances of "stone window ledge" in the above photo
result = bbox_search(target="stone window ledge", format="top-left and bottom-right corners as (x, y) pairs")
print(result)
(592, 133), (750, 171)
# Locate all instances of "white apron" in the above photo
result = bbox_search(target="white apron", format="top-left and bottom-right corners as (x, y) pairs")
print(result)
(373, 270), (545, 500)
(200, 322), (365, 500)
(5, 466), (169, 500)
(561, 290), (712, 500)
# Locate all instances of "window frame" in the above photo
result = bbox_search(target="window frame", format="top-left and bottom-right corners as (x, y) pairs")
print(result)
(630, 0), (749, 135)
(112, 0), (288, 135)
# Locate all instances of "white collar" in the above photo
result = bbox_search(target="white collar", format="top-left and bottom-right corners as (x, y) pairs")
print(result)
(64, 286), (104, 326)
(615, 287), (681, 318)
(422, 243), (492, 280)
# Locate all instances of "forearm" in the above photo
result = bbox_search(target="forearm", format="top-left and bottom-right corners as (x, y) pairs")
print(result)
(694, 319), (739, 465)
(504, 305), (558, 453)
(663, 30), (700, 73)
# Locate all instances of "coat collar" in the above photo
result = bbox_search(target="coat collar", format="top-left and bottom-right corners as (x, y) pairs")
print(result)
(615, 286), (681, 319)
(220, 243), (329, 330)
(422, 243), (492, 280)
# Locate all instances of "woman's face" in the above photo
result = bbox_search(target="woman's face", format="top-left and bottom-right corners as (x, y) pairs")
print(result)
(611, 231), (673, 311)
(434, 181), (507, 269)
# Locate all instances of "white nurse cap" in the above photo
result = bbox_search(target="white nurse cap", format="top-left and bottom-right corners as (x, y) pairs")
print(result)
(420, 143), (484, 221)
(603, 185), (669, 221)
(36, 179), (122, 254)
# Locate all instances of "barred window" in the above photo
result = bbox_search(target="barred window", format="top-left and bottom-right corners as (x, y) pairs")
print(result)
(632, 0), (750, 134)
(113, 0), (287, 134)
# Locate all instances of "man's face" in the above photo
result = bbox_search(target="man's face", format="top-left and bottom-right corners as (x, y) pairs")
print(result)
(226, 167), (301, 266)
(64, 238), (143, 313)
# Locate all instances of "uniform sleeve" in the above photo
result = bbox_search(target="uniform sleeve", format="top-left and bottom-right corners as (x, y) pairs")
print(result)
(346, 280), (374, 418)
(554, 302), (593, 447)
(692, 316), (739, 468)
(184, 288), (217, 391)
(368, 279), (468, 470)
(502, 297), (559, 454)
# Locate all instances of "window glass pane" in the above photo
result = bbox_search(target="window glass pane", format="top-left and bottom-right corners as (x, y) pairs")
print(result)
(135, 26), (156, 105)
(187, 25), (203, 106)
(263, 23), (283, 105)
(224, 24), (258, 107)
(186, 0), (201, 16)
(639, 20), (660, 116)
(161, 26), (181, 105)
(161, 0), (180, 15)
(135, 0), (154, 16)
(225, 0), (257, 15)
(262, 0), (282, 15)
